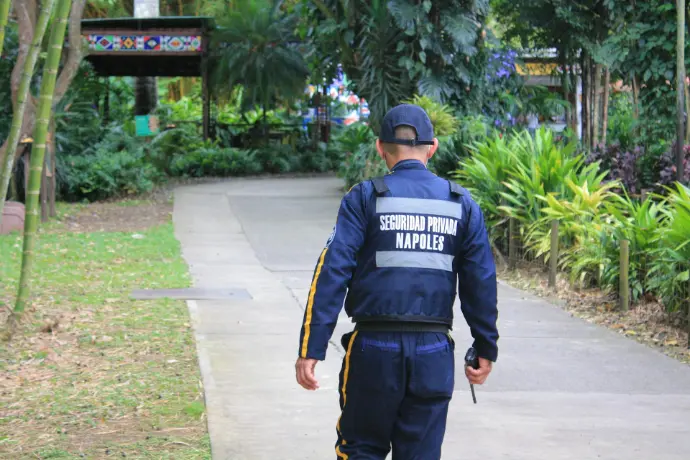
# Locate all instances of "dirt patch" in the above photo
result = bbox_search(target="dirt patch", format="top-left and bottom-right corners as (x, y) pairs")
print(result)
(500, 266), (690, 365)
(56, 189), (174, 234)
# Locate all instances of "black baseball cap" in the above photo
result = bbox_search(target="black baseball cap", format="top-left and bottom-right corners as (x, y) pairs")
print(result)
(378, 104), (435, 146)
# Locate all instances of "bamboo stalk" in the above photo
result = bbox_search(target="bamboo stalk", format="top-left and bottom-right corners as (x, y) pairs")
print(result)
(10, 0), (72, 332)
(0, 0), (56, 226)
(0, 0), (11, 57)
(48, 116), (56, 217)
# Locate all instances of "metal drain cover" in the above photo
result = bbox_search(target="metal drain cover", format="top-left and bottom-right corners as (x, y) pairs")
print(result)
(130, 288), (252, 300)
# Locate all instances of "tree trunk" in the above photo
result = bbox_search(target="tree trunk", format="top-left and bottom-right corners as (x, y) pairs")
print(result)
(103, 77), (110, 124)
(592, 63), (602, 148)
(0, 0), (11, 57)
(582, 52), (590, 149)
(0, 0), (56, 228)
(570, 57), (579, 135)
(632, 74), (640, 120)
(677, 0), (686, 182)
(134, 0), (159, 117)
(685, 79), (690, 145)
(560, 49), (571, 129)
(135, 77), (158, 115)
(602, 67), (611, 146)
(9, 0), (72, 335)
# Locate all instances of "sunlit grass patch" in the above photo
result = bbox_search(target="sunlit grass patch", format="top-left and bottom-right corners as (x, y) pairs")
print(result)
(0, 200), (209, 459)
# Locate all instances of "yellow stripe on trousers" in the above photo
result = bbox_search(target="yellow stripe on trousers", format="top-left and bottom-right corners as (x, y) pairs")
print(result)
(336, 331), (358, 459)
(300, 247), (328, 358)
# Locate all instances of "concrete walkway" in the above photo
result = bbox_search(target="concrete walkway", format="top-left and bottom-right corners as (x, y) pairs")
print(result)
(173, 176), (690, 460)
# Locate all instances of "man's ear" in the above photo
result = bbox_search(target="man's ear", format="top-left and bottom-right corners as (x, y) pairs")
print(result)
(427, 138), (439, 160)
(375, 139), (386, 161)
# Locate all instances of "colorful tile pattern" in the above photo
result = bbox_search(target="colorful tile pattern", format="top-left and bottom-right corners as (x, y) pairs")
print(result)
(85, 35), (203, 52)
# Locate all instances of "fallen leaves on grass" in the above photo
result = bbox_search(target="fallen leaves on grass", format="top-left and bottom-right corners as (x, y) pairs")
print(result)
(0, 199), (209, 459)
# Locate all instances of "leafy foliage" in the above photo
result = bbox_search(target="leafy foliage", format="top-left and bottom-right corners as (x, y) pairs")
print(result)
(647, 183), (690, 313)
(210, 0), (310, 115)
(402, 95), (459, 137)
(333, 123), (385, 189)
(304, 0), (490, 128)
(430, 114), (489, 178)
(454, 126), (690, 314)
(657, 144), (690, 190)
(586, 143), (645, 194)
(57, 125), (160, 202)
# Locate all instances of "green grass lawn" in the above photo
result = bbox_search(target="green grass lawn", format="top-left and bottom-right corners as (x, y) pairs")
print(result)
(0, 202), (210, 459)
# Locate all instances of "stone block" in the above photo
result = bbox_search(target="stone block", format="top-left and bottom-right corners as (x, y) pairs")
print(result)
(0, 201), (25, 235)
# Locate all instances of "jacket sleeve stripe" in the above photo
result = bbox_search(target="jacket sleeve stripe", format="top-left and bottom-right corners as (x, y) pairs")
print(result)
(300, 247), (329, 358)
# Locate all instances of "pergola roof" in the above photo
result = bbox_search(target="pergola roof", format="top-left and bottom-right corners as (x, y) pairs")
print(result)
(81, 16), (216, 77)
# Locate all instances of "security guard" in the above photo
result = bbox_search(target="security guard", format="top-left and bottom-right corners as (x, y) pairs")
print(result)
(295, 104), (499, 459)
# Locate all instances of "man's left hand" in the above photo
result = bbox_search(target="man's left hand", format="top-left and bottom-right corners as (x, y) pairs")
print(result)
(295, 357), (319, 390)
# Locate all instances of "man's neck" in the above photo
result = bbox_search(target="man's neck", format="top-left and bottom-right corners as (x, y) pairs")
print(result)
(389, 155), (427, 168)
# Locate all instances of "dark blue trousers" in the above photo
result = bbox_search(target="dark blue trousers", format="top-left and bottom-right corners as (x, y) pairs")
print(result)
(335, 330), (455, 459)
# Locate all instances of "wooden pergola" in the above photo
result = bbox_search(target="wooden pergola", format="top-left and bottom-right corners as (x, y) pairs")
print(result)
(81, 16), (216, 139)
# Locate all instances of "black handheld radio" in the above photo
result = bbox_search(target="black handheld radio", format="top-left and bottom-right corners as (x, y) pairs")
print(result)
(464, 347), (479, 404)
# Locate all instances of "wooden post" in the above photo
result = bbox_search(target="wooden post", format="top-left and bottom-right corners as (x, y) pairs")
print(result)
(620, 240), (630, 311)
(549, 220), (559, 288)
(509, 218), (517, 271)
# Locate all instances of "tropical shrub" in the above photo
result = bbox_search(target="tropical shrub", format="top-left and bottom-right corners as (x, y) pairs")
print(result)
(58, 147), (159, 202)
(453, 126), (690, 317)
(338, 143), (388, 190)
(606, 92), (637, 151)
(148, 124), (205, 174)
(647, 183), (690, 313)
(451, 132), (517, 241)
(169, 146), (264, 177)
(453, 128), (606, 247)
(586, 143), (645, 194)
(402, 95), (459, 137)
(656, 144), (690, 190)
(430, 115), (489, 178)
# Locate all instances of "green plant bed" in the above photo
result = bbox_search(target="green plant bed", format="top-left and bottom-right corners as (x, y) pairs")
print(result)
(452, 127), (690, 316)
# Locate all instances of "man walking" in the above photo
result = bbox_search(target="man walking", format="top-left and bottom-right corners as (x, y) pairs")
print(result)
(295, 104), (499, 459)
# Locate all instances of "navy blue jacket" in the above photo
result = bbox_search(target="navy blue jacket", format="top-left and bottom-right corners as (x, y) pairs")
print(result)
(298, 159), (499, 362)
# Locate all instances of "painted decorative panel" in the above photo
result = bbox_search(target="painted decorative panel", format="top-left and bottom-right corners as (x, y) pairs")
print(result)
(85, 35), (203, 52)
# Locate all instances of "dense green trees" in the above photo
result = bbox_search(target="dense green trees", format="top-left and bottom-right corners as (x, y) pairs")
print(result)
(302, 0), (491, 131)
(210, 0), (310, 131)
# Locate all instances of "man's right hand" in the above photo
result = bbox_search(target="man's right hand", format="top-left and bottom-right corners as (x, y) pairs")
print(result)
(295, 357), (319, 390)
(465, 357), (492, 385)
